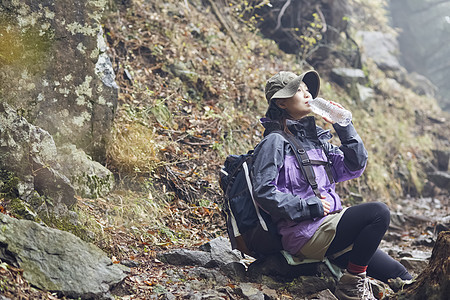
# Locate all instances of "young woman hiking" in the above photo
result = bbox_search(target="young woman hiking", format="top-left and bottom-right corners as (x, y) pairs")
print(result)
(251, 70), (412, 300)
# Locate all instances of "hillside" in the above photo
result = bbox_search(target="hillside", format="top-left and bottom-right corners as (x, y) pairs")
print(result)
(1, 0), (449, 298)
(97, 0), (449, 249)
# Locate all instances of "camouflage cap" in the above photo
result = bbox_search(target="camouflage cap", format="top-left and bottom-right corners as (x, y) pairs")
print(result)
(264, 70), (320, 103)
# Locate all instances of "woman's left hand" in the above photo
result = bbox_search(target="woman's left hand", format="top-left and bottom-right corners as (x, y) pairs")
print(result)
(320, 195), (331, 216)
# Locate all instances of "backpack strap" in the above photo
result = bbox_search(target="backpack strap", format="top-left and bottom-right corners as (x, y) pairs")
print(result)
(271, 130), (323, 198)
(310, 159), (334, 184)
(242, 160), (269, 232)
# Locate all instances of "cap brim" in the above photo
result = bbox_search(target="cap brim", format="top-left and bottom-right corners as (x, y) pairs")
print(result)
(302, 70), (320, 99)
(270, 70), (320, 100)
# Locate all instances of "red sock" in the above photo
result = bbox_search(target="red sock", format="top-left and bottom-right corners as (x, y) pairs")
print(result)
(347, 262), (367, 275)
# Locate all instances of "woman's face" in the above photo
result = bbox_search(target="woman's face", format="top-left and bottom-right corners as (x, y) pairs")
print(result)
(276, 82), (313, 120)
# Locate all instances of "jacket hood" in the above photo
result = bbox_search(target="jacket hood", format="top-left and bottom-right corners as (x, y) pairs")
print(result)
(260, 116), (332, 142)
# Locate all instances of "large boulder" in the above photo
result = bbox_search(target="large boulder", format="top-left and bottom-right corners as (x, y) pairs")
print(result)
(0, 213), (127, 299)
(56, 144), (115, 199)
(389, 0), (450, 111)
(0, 0), (118, 161)
(0, 102), (114, 219)
(0, 102), (76, 211)
(356, 31), (402, 71)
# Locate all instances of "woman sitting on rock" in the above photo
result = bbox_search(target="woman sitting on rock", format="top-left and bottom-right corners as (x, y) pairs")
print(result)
(251, 70), (412, 300)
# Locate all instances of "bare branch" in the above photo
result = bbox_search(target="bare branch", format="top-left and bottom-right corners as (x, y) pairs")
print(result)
(275, 0), (292, 31)
(315, 4), (327, 33)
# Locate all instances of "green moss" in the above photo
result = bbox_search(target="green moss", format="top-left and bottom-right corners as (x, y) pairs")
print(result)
(7, 198), (38, 221)
(0, 171), (95, 242)
(38, 212), (94, 243)
(0, 170), (20, 197)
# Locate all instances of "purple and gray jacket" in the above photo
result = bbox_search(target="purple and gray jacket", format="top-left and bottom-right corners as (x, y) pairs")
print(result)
(251, 116), (368, 255)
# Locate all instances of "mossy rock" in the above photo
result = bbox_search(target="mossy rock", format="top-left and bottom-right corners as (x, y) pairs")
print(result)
(0, 170), (20, 198)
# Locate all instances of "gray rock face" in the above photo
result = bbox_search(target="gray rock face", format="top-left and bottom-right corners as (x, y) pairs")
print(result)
(389, 0), (450, 111)
(0, 213), (127, 299)
(157, 237), (242, 269)
(356, 31), (402, 71)
(427, 171), (450, 190)
(0, 0), (117, 161)
(0, 102), (113, 217)
(56, 144), (114, 198)
(331, 68), (367, 87)
(0, 102), (76, 209)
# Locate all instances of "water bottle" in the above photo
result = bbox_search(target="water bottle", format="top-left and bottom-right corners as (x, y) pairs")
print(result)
(308, 97), (352, 126)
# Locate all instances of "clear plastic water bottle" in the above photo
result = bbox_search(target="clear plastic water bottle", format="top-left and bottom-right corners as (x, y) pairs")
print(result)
(308, 97), (352, 126)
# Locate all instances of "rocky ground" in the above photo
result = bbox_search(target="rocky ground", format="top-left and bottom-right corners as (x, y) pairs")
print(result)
(109, 195), (449, 299)
(1, 196), (448, 300)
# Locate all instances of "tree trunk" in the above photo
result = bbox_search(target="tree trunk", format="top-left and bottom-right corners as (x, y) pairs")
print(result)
(395, 231), (450, 300)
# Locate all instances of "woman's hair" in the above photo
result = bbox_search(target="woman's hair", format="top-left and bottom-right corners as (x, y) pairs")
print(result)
(265, 100), (292, 134)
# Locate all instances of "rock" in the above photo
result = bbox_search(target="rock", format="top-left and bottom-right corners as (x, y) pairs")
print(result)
(285, 275), (336, 298)
(0, 213), (126, 299)
(120, 259), (139, 268)
(356, 31), (402, 71)
(397, 231), (450, 299)
(0, 102), (114, 218)
(356, 84), (375, 103)
(399, 257), (429, 275)
(221, 262), (247, 281)
(237, 282), (265, 300)
(330, 68), (367, 87)
(308, 289), (338, 300)
(384, 78), (404, 97)
(0, 103), (76, 209)
(389, 212), (407, 230)
(432, 149), (449, 171)
(427, 171), (450, 190)
(247, 252), (320, 281)
(187, 267), (229, 286)
(157, 249), (213, 267)
(161, 292), (176, 300)
(411, 235), (435, 247)
(158, 237), (242, 269)
(247, 252), (334, 282)
(199, 236), (242, 266)
(383, 231), (402, 242)
(330, 68), (369, 102)
(261, 287), (278, 300)
(56, 144), (114, 198)
(0, 0), (118, 161)
(405, 72), (438, 98)
(388, 277), (413, 293)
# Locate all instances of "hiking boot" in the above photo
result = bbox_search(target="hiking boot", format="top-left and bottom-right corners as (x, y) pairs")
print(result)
(335, 272), (377, 300)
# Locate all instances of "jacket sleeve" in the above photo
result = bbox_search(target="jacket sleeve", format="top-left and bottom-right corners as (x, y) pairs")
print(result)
(325, 123), (368, 182)
(251, 133), (324, 223)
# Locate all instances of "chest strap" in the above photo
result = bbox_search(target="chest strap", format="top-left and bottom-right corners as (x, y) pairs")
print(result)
(274, 131), (334, 198)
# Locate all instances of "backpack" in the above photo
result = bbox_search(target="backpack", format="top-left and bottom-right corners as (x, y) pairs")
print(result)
(218, 131), (334, 259)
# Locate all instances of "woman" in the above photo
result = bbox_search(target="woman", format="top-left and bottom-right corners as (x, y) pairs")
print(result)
(251, 70), (412, 300)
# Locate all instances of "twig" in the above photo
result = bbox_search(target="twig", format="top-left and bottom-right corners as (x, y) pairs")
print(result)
(275, 0), (292, 31)
(315, 4), (327, 33)
(206, 0), (239, 46)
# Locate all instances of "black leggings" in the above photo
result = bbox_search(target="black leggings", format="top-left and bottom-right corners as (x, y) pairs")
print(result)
(325, 202), (412, 282)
